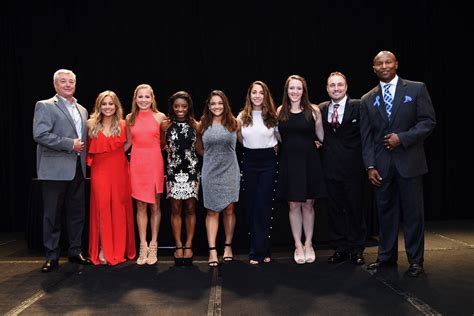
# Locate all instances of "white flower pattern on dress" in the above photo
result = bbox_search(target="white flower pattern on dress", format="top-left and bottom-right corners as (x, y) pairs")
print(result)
(166, 121), (200, 199)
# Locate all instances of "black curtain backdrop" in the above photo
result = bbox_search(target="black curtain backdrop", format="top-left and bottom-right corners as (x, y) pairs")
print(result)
(1, 1), (471, 232)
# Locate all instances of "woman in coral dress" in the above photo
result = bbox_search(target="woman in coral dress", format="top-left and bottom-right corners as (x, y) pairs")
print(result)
(127, 84), (166, 265)
(87, 90), (136, 266)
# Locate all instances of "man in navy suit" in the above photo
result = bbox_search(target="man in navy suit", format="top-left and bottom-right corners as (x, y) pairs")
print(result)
(319, 72), (366, 265)
(360, 51), (436, 277)
(33, 69), (92, 272)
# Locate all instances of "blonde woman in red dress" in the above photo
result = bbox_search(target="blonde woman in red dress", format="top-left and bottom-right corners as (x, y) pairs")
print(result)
(87, 90), (136, 266)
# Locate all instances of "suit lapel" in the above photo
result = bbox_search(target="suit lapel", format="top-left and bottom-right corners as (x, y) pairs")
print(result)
(389, 78), (407, 124)
(54, 95), (79, 137)
(372, 86), (389, 122)
(341, 98), (353, 125)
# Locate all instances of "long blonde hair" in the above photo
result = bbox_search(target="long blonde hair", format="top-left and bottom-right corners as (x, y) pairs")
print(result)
(239, 80), (277, 128)
(89, 90), (123, 138)
(127, 84), (158, 126)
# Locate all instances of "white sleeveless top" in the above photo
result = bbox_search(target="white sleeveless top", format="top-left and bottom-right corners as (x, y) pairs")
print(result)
(238, 111), (278, 149)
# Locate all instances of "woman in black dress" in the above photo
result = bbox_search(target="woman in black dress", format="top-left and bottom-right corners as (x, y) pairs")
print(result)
(161, 91), (203, 266)
(276, 75), (326, 264)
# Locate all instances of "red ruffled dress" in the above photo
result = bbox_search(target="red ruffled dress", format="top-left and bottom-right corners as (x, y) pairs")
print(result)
(87, 120), (136, 265)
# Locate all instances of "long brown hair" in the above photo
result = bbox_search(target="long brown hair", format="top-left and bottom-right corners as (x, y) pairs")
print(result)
(89, 90), (123, 138)
(127, 84), (158, 126)
(278, 75), (314, 122)
(200, 90), (238, 133)
(239, 80), (277, 128)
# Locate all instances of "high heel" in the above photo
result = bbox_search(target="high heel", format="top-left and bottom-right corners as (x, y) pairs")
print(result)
(294, 248), (305, 264)
(223, 243), (234, 262)
(146, 242), (158, 265)
(304, 245), (316, 263)
(208, 247), (219, 268)
(174, 247), (184, 267)
(99, 248), (107, 265)
(183, 246), (193, 267)
(137, 243), (148, 265)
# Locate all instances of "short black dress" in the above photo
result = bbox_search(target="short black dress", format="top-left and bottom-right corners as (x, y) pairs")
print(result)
(276, 111), (326, 201)
(165, 120), (200, 200)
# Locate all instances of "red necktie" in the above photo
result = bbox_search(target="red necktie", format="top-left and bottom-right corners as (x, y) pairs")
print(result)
(331, 103), (340, 128)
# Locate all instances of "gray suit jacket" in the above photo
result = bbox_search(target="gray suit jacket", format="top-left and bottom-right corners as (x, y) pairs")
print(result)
(33, 95), (88, 180)
(360, 78), (436, 178)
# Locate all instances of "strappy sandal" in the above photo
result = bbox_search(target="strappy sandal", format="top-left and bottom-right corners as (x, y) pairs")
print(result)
(174, 246), (184, 267)
(146, 242), (158, 265)
(136, 243), (148, 265)
(208, 247), (219, 268)
(183, 246), (193, 267)
(223, 243), (234, 262)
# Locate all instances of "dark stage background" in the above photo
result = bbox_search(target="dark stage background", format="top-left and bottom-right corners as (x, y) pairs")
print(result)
(1, 1), (471, 245)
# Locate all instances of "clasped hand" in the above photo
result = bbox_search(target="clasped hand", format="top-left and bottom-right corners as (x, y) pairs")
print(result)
(73, 138), (85, 153)
(383, 133), (400, 151)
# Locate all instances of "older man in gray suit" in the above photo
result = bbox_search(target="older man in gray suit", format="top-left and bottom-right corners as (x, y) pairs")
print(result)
(33, 69), (91, 272)
(360, 51), (436, 277)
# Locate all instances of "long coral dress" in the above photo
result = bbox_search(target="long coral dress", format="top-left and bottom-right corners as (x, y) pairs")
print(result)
(129, 110), (164, 203)
(87, 120), (136, 266)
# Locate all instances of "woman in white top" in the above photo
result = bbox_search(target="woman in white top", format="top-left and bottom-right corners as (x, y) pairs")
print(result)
(237, 81), (278, 265)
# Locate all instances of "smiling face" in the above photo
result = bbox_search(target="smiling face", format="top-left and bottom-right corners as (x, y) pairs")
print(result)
(54, 72), (76, 100)
(209, 95), (224, 117)
(136, 87), (153, 111)
(172, 98), (189, 121)
(100, 96), (117, 118)
(250, 84), (264, 110)
(373, 51), (398, 83)
(326, 74), (347, 103)
(287, 79), (303, 104)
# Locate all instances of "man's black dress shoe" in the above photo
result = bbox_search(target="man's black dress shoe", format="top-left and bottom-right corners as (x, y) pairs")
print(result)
(350, 253), (365, 265)
(327, 251), (349, 263)
(68, 253), (92, 265)
(366, 260), (397, 270)
(407, 264), (424, 277)
(41, 259), (59, 273)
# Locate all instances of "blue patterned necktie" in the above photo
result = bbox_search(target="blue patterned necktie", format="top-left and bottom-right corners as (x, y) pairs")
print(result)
(383, 84), (393, 120)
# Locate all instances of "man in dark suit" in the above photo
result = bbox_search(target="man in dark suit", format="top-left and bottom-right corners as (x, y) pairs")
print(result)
(319, 72), (366, 265)
(360, 51), (436, 277)
(33, 69), (92, 272)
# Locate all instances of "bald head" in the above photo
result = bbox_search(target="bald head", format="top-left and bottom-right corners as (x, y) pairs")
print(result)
(372, 50), (398, 83)
(373, 51), (397, 65)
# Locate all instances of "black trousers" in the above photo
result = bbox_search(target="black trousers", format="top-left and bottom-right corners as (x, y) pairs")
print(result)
(241, 148), (277, 262)
(41, 158), (85, 259)
(326, 174), (367, 255)
(375, 164), (424, 264)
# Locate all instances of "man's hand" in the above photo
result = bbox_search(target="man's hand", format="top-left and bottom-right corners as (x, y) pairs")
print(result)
(73, 138), (85, 153)
(383, 133), (400, 151)
(368, 168), (382, 187)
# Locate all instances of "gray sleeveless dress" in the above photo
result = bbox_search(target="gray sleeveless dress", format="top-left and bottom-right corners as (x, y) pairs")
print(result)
(201, 124), (240, 211)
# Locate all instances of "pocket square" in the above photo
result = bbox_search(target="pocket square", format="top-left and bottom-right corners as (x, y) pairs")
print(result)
(352, 119), (357, 123)
(403, 95), (413, 103)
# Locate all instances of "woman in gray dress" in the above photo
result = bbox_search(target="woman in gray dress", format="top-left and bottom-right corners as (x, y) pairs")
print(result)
(197, 90), (240, 267)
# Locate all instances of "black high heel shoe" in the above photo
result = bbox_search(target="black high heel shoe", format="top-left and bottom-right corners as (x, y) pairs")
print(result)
(174, 247), (184, 267)
(208, 247), (219, 268)
(223, 243), (234, 262)
(183, 246), (193, 267)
